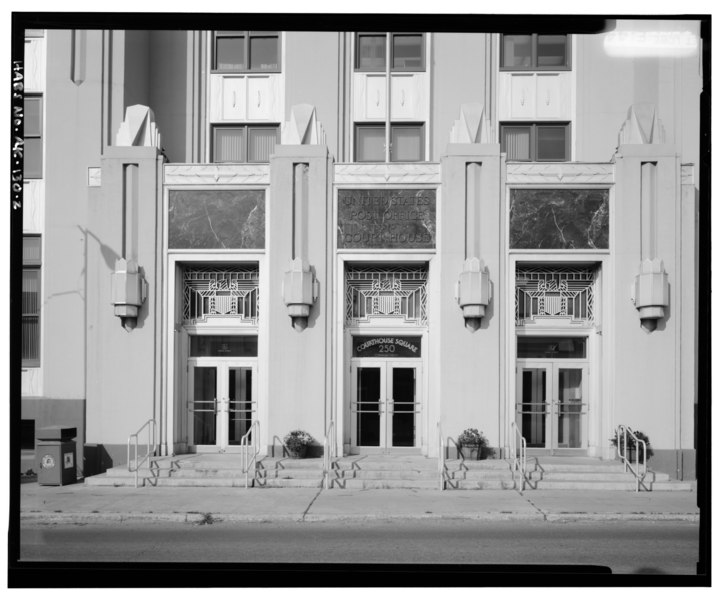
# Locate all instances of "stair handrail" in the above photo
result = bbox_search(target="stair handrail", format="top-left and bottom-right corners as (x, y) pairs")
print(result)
(127, 418), (157, 488)
(615, 424), (647, 492)
(510, 421), (527, 491)
(437, 422), (446, 490)
(323, 420), (336, 490)
(241, 420), (261, 489)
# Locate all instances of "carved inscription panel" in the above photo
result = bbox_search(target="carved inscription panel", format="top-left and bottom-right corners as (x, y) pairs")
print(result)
(337, 189), (436, 249)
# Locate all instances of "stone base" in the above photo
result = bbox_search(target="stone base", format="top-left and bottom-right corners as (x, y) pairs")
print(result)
(647, 449), (696, 481)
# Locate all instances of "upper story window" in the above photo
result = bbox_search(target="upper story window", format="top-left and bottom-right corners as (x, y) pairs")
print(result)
(24, 95), (43, 179)
(213, 31), (280, 72)
(501, 122), (570, 162)
(212, 124), (279, 163)
(356, 32), (425, 72)
(501, 34), (570, 70)
(355, 123), (424, 162)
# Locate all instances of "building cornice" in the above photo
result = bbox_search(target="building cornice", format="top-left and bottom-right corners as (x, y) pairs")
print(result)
(164, 164), (270, 185)
(334, 163), (441, 185)
(506, 163), (614, 185)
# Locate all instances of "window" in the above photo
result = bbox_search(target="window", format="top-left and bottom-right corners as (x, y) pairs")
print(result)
(22, 236), (41, 366)
(24, 95), (43, 179)
(501, 123), (570, 162)
(355, 33), (425, 71)
(355, 124), (424, 162)
(213, 31), (280, 72)
(501, 34), (570, 70)
(212, 125), (279, 163)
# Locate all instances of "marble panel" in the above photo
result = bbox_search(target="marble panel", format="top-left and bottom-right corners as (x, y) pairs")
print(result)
(510, 189), (609, 249)
(169, 189), (265, 249)
(338, 188), (436, 249)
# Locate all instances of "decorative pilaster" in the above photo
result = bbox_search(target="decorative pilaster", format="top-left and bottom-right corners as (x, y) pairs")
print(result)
(616, 104), (671, 332)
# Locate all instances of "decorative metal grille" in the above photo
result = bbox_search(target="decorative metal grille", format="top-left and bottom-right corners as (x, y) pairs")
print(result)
(345, 266), (427, 326)
(183, 267), (259, 325)
(515, 266), (595, 326)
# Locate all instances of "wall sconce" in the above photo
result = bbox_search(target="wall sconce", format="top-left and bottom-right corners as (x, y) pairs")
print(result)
(631, 258), (669, 332)
(455, 257), (492, 331)
(111, 258), (147, 327)
(282, 257), (319, 331)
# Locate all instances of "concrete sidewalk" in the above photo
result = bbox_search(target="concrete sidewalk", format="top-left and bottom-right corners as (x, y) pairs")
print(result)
(18, 481), (700, 524)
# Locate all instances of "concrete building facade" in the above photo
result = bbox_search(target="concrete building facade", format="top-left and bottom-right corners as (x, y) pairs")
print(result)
(17, 20), (704, 481)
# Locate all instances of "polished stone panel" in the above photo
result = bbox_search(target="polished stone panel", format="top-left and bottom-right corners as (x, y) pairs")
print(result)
(510, 189), (609, 249)
(338, 188), (436, 249)
(169, 190), (265, 249)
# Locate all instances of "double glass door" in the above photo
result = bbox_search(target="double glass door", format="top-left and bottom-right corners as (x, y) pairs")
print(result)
(350, 361), (421, 452)
(516, 361), (588, 452)
(188, 359), (256, 452)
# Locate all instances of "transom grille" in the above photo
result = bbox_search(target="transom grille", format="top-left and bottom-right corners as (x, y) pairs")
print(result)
(183, 267), (259, 325)
(346, 266), (427, 326)
(516, 266), (595, 326)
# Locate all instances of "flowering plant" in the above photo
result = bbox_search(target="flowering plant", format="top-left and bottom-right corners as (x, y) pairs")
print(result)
(457, 428), (489, 448)
(283, 430), (314, 453)
(610, 428), (654, 460)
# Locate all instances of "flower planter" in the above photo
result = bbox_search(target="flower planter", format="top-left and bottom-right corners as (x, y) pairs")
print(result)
(287, 447), (308, 459)
(460, 445), (481, 460)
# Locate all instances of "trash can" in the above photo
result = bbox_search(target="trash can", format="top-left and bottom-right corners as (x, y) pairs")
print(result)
(36, 426), (77, 486)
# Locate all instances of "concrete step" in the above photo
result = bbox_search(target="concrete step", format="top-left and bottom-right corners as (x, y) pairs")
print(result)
(151, 477), (255, 488)
(529, 480), (641, 491)
(447, 470), (517, 481)
(447, 460), (515, 471)
(253, 477), (324, 488)
(448, 479), (518, 490)
(528, 471), (669, 482)
(526, 471), (637, 482)
(336, 478), (440, 490)
(526, 463), (627, 473)
(337, 469), (437, 480)
(650, 481), (694, 491)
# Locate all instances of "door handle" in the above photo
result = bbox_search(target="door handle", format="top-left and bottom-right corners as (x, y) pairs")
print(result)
(257, 90), (261, 107)
(401, 90), (405, 106)
(376, 90), (380, 106)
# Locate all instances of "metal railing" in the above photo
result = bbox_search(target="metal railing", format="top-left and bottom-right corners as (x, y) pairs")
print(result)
(127, 418), (157, 488)
(323, 420), (336, 490)
(615, 424), (648, 492)
(437, 422), (446, 491)
(240, 420), (261, 489)
(510, 422), (527, 491)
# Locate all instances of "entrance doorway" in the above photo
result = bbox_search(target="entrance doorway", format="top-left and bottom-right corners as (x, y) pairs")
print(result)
(350, 360), (421, 453)
(186, 335), (258, 452)
(516, 361), (588, 453)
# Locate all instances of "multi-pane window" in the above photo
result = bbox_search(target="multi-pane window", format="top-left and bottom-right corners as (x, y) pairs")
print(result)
(213, 31), (280, 72)
(212, 125), (279, 163)
(501, 34), (570, 70)
(501, 123), (570, 162)
(356, 33), (425, 71)
(24, 95), (43, 179)
(355, 124), (424, 162)
(22, 236), (41, 366)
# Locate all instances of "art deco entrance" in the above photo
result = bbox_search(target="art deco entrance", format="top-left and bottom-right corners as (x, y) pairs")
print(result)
(516, 360), (588, 453)
(187, 335), (258, 452)
(350, 360), (421, 453)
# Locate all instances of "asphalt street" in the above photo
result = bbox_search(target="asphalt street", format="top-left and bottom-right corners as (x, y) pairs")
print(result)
(20, 519), (699, 575)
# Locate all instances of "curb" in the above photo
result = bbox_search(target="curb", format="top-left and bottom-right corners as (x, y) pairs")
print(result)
(21, 511), (700, 524)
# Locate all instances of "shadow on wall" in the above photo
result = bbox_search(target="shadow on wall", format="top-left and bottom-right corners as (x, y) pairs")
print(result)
(84, 444), (114, 477)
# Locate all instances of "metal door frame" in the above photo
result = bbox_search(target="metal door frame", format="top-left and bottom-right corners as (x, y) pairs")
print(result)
(187, 357), (258, 453)
(515, 360), (589, 454)
(349, 358), (422, 454)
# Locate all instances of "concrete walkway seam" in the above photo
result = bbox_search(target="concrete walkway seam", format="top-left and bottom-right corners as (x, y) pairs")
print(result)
(20, 511), (700, 524)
